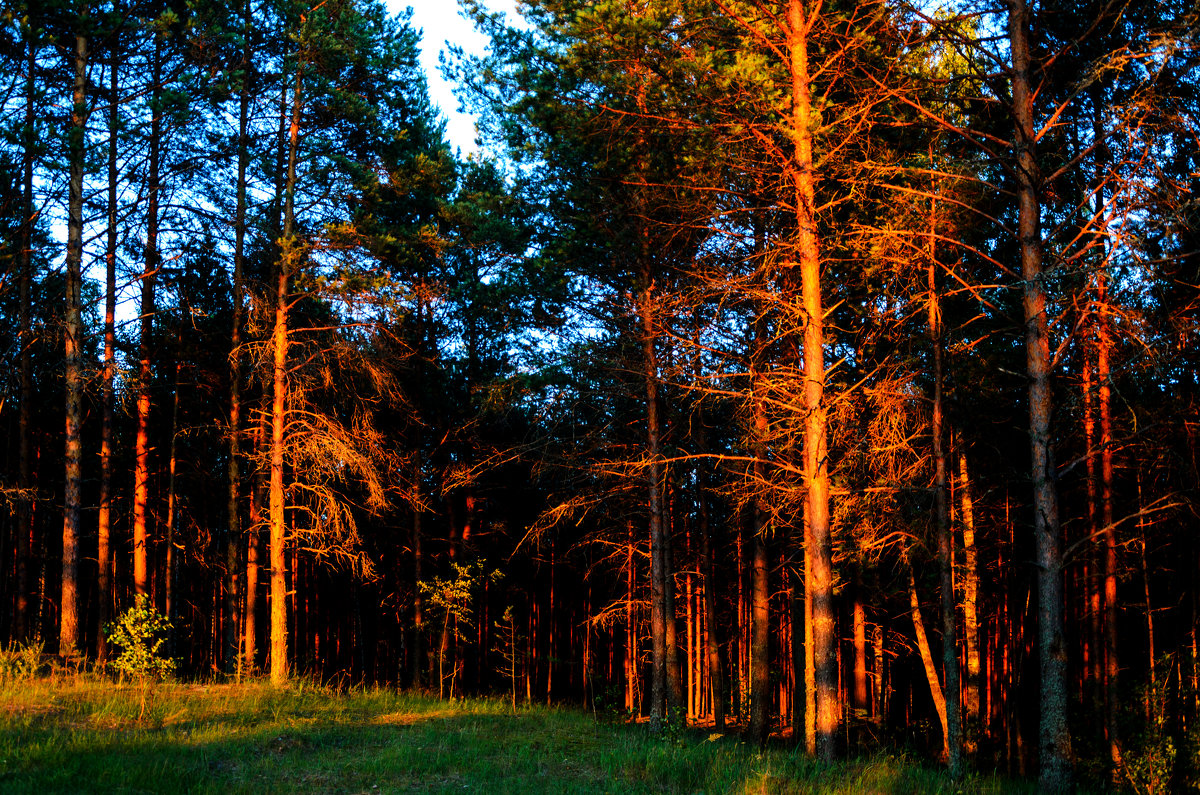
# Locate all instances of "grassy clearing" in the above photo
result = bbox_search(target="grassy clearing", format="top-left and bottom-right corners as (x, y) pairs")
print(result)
(0, 678), (1030, 794)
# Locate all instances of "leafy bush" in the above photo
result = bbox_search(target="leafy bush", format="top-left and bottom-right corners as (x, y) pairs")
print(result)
(0, 639), (43, 681)
(105, 596), (175, 680)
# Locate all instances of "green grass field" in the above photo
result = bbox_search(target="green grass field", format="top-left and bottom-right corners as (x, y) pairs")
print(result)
(0, 677), (1029, 794)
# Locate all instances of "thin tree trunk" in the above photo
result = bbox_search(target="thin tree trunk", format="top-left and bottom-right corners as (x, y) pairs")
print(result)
(1007, 0), (1071, 786)
(411, 473), (424, 688)
(133, 36), (163, 599)
(873, 622), (884, 723)
(96, 35), (119, 662)
(226, 0), (252, 676)
(928, 199), (962, 776)
(698, 462), (724, 729)
(60, 25), (89, 659)
(16, 29), (37, 643)
(1136, 468), (1155, 726)
(164, 354), (181, 637)
(908, 558), (950, 760)
(244, 469), (260, 672)
(788, 0), (836, 759)
(748, 320), (771, 743)
(625, 521), (637, 713)
(959, 448), (982, 749)
(641, 266), (670, 728)
(662, 504), (681, 720)
(1083, 351), (1103, 716)
(1097, 269), (1123, 779)
(853, 594), (867, 723)
(749, 516), (770, 743)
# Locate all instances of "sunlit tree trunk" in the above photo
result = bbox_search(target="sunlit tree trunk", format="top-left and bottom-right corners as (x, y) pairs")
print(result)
(694, 421), (725, 730)
(60, 24), (89, 659)
(788, 0), (837, 758)
(909, 558), (949, 758)
(804, 514), (816, 753)
(1007, 0), (1071, 786)
(1097, 270), (1122, 780)
(958, 449), (981, 749)
(270, 57), (304, 688)
(133, 35), (163, 599)
(852, 593), (867, 728)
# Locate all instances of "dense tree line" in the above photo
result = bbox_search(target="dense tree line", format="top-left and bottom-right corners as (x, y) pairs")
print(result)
(1, 0), (1198, 791)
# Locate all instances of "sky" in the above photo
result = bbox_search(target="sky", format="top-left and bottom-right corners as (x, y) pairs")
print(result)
(390, 1), (524, 154)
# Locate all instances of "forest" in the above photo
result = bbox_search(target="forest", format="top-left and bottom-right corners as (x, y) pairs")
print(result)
(0, 0), (1197, 791)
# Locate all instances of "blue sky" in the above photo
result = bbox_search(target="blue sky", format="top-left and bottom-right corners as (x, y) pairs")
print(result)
(390, 1), (522, 153)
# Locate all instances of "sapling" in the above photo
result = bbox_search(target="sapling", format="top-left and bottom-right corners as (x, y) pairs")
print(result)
(105, 595), (175, 720)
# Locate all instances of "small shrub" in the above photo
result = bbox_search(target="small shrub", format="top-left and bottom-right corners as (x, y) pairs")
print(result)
(105, 595), (176, 681)
(0, 639), (43, 681)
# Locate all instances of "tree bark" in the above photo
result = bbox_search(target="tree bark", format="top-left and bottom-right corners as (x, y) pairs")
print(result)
(788, 0), (837, 759)
(1097, 270), (1123, 779)
(928, 199), (962, 776)
(59, 25), (89, 659)
(225, 0), (252, 677)
(853, 594), (867, 722)
(959, 449), (982, 749)
(642, 274), (669, 728)
(909, 559), (950, 760)
(95, 29), (122, 663)
(15, 27), (37, 643)
(133, 35), (163, 599)
(270, 54), (304, 688)
(244, 472), (260, 672)
(698, 460), (724, 729)
(749, 317), (771, 744)
(1007, 1), (1072, 785)
(164, 353), (181, 636)
(749, 516), (770, 743)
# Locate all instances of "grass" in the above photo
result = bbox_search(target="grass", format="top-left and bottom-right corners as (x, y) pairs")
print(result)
(0, 676), (1031, 794)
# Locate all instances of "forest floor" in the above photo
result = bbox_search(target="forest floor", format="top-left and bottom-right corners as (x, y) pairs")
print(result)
(0, 677), (1031, 794)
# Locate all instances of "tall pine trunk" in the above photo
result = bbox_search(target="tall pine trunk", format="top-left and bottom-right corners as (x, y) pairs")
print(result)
(96, 32), (121, 663)
(748, 318), (771, 744)
(15, 30), (37, 643)
(1007, 0), (1071, 786)
(788, 0), (837, 759)
(60, 25), (89, 658)
(642, 269), (670, 727)
(225, 1), (252, 676)
(133, 36), (163, 598)
(270, 57), (304, 688)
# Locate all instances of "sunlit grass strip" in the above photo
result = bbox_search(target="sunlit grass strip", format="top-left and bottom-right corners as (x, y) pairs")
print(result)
(0, 679), (1031, 794)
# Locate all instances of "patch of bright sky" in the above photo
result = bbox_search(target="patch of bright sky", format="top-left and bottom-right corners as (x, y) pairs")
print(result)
(389, 1), (523, 155)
